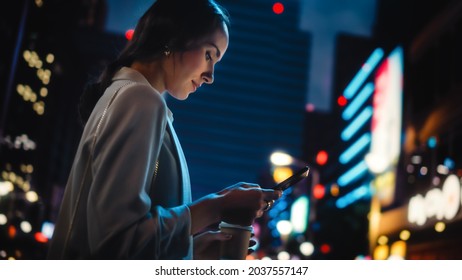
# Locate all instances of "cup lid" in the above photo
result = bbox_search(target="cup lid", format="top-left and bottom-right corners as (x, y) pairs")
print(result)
(219, 221), (253, 232)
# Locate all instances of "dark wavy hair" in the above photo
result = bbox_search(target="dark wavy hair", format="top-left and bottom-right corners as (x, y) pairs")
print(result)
(78, 0), (230, 125)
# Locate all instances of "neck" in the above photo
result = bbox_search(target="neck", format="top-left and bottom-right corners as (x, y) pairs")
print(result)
(130, 60), (166, 92)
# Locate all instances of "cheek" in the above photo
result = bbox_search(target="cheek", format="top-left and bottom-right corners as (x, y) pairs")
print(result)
(181, 52), (206, 74)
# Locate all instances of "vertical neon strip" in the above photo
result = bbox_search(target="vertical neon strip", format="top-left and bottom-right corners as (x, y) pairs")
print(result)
(341, 106), (373, 141)
(342, 83), (375, 121)
(366, 46), (403, 174)
(343, 48), (384, 100)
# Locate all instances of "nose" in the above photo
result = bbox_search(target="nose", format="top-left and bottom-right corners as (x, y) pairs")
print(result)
(202, 65), (215, 84)
(203, 73), (214, 84)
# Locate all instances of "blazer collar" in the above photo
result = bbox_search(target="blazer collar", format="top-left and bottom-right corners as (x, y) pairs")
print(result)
(113, 66), (151, 84)
(112, 67), (174, 121)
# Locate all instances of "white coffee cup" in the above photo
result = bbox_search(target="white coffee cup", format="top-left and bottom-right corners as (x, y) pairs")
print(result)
(219, 222), (253, 260)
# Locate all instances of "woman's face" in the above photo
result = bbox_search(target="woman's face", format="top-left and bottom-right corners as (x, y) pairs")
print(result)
(165, 23), (229, 100)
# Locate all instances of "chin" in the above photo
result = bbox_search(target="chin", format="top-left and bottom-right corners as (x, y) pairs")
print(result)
(168, 92), (190, 101)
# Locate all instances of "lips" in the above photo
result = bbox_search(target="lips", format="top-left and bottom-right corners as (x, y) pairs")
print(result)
(192, 81), (199, 92)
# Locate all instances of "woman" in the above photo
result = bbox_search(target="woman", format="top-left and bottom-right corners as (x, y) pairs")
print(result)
(47, 0), (280, 259)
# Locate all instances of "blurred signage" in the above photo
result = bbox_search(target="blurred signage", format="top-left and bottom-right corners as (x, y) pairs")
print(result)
(366, 46), (403, 207)
(408, 175), (461, 226)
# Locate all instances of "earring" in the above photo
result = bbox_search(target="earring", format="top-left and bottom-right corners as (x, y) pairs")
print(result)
(164, 46), (171, 56)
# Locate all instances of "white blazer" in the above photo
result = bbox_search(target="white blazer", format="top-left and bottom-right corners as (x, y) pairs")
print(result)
(48, 67), (193, 259)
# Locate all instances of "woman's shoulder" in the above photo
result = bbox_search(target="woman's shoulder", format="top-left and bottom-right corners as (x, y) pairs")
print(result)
(106, 81), (169, 125)
(116, 81), (166, 107)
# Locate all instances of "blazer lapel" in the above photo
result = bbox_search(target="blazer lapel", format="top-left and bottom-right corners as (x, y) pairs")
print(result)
(167, 119), (192, 204)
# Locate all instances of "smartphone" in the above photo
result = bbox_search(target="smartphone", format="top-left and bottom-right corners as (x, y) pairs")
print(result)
(272, 166), (310, 191)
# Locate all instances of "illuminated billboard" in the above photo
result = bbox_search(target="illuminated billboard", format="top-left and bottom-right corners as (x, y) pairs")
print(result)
(366, 47), (403, 206)
(337, 46), (404, 208)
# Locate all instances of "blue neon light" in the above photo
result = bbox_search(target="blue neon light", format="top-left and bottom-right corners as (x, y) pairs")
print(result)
(268, 220), (276, 229)
(427, 137), (437, 148)
(342, 83), (375, 121)
(341, 106), (373, 141)
(444, 157), (455, 169)
(338, 160), (368, 187)
(336, 184), (372, 208)
(343, 48), (384, 99)
(271, 229), (280, 238)
(339, 133), (371, 164)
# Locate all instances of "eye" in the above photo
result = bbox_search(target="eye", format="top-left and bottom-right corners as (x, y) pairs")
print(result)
(205, 51), (212, 61)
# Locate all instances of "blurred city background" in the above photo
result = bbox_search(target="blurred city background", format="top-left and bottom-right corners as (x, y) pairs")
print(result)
(1, 0), (462, 260)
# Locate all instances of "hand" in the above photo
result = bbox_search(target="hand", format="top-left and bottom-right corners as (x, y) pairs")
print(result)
(219, 182), (282, 225)
(193, 230), (231, 260)
(188, 182), (281, 235)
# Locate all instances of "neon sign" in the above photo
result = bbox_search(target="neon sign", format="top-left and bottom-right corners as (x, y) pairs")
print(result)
(365, 46), (403, 207)
(408, 175), (461, 226)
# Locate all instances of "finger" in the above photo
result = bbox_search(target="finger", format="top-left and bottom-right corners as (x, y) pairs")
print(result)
(259, 199), (268, 209)
(195, 230), (232, 242)
(261, 199), (275, 212)
(241, 182), (261, 189)
(214, 231), (233, 241)
(261, 188), (282, 200)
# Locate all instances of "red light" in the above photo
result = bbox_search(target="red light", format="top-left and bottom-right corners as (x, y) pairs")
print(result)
(320, 244), (331, 254)
(337, 96), (347, 106)
(273, 2), (284, 14)
(313, 184), (326, 199)
(125, 29), (134, 41)
(316, 150), (328, 166)
(34, 232), (48, 243)
(8, 225), (16, 239)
